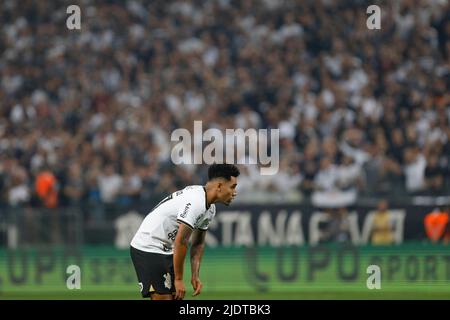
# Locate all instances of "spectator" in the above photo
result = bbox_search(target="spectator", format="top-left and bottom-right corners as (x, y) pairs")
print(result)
(424, 153), (447, 194)
(98, 164), (123, 204)
(424, 208), (449, 243)
(7, 167), (30, 207)
(34, 169), (60, 243)
(35, 170), (58, 209)
(119, 160), (143, 206)
(403, 146), (427, 194)
(0, 0), (448, 206)
(370, 200), (395, 245)
(62, 163), (84, 206)
(362, 143), (386, 196)
(337, 154), (364, 192)
(314, 157), (339, 192)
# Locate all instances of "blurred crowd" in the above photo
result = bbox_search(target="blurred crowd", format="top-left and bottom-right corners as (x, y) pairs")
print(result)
(1, 0), (449, 213)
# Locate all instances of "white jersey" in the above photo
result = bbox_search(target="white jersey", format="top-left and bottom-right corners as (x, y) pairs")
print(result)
(130, 185), (216, 254)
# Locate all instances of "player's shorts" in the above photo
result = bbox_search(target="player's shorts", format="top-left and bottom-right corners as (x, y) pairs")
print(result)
(130, 246), (175, 298)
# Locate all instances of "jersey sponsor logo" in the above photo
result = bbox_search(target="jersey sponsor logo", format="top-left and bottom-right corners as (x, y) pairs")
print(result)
(180, 203), (191, 218)
(163, 273), (172, 289)
(167, 228), (178, 241)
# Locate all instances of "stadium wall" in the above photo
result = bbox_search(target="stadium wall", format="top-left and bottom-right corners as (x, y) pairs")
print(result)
(114, 203), (435, 246)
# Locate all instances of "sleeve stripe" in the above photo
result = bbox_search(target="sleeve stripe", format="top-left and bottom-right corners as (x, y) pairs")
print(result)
(177, 219), (194, 229)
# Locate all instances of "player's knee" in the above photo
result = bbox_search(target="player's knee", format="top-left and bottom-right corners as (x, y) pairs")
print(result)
(150, 293), (173, 300)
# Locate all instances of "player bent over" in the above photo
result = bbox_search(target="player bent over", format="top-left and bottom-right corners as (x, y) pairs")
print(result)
(130, 164), (240, 300)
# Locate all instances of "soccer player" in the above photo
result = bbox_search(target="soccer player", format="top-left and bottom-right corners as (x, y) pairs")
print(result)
(130, 163), (240, 300)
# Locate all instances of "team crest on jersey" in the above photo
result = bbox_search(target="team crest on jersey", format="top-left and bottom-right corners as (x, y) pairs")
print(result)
(163, 273), (172, 289)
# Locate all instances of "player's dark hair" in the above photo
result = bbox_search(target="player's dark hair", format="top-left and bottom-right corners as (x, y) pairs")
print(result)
(208, 164), (240, 181)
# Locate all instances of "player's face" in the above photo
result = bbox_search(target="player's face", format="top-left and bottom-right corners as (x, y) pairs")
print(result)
(219, 176), (238, 206)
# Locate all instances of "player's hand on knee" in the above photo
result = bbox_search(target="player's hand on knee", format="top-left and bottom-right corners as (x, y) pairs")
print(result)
(191, 277), (203, 297)
(175, 279), (186, 300)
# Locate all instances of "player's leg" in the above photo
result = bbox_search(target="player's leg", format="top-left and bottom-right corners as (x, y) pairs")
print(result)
(148, 254), (176, 300)
(130, 246), (158, 299)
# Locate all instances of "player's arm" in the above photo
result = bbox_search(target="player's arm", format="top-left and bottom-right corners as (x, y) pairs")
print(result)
(190, 229), (206, 296)
(173, 221), (193, 300)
